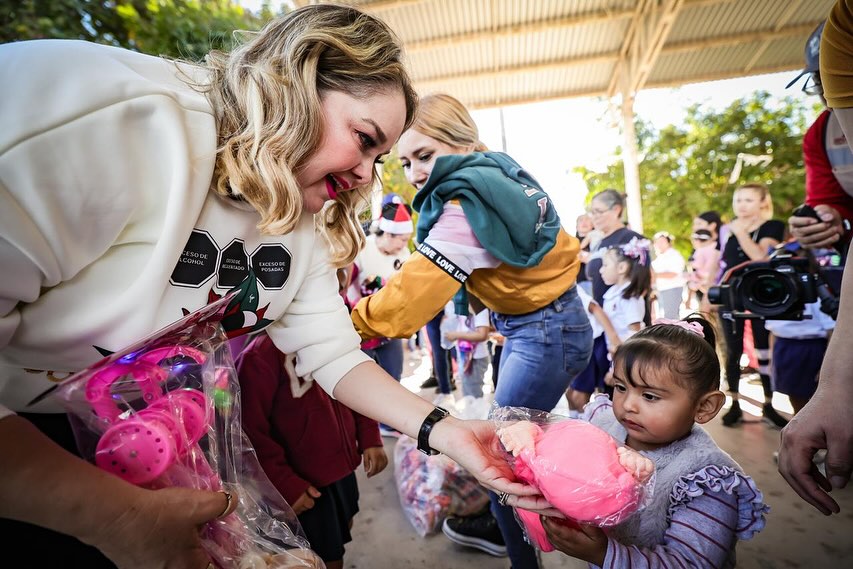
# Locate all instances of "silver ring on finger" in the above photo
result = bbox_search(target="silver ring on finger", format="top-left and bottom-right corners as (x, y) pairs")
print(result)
(498, 491), (510, 506)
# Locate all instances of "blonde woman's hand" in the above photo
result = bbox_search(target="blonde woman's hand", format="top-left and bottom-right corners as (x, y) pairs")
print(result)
(727, 217), (749, 236)
(496, 421), (541, 457)
(92, 486), (236, 569)
(432, 418), (562, 516)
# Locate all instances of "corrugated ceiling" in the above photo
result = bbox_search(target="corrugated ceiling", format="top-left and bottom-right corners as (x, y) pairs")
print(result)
(294, 0), (834, 109)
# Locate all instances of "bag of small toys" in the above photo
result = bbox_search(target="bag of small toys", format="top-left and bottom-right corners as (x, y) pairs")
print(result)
(392, 395), (491, 536)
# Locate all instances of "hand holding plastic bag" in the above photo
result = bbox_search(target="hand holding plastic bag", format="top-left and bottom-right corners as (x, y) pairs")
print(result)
(54, 293), (324, 568)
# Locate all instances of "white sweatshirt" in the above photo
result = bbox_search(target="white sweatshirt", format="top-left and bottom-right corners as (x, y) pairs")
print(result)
(0, 39), (368, 415)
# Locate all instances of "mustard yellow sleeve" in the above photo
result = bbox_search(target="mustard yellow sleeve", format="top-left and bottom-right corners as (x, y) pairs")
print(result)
(823, 0), (853, 109)
(351, 248), (466, 340)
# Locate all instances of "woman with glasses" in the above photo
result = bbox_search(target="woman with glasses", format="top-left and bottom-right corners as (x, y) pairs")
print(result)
(583, 189), (649, 306)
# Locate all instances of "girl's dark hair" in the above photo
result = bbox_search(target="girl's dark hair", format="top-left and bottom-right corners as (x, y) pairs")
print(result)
(613, 314), (720, 396)
(607, 247), (651, 300)
(697, 211), (722, 229)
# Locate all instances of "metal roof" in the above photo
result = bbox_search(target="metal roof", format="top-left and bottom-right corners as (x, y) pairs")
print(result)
(294, 0), (834, 109)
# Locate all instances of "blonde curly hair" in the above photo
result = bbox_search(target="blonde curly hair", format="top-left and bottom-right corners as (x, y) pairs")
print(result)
(201, 4), (417, 266)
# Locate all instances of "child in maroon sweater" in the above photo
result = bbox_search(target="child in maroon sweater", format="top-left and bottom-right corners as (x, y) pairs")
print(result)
(236, 334), (387, 569)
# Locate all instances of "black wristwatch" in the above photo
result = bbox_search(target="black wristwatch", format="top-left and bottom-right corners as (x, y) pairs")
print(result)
(417, 406), (450, 456)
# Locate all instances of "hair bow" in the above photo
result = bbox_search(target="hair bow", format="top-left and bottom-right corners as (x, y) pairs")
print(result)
(653, 318), (704, 337)
(618, 237), (651, 264)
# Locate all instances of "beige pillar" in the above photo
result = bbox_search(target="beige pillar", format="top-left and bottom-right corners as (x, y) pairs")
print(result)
(621, 90), (643, 233)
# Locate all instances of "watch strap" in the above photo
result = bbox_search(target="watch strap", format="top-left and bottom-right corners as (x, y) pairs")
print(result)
(417, 406), (450, 456)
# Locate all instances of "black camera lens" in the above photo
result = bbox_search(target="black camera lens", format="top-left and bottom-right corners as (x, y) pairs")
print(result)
(742, 272), (793, 316)
(707, 285), (722, 304)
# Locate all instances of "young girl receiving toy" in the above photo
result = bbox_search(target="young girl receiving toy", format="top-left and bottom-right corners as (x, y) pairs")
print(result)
(542, 317), (769, 568)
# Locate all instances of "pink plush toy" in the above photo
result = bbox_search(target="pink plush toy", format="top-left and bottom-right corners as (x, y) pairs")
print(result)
(498, 419), (652, 552)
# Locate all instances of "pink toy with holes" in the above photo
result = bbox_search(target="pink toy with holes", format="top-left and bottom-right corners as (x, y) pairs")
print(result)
(85, 346), (214, 487)
(54, 295), (326, 568)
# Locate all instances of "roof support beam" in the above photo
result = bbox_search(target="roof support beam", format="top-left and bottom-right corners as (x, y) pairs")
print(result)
(464, 60), (801, 108)
(412, 20), (820, 87)
(744, 0), (803, 73)
(379, 0), (730, 54)
(609, 0), (693, 234)
(416, 21), (820, 99)
(357, 0), (730, 12)
(664, 21), (819, 55)
(415, 52), (619, 88)
(404, 8), (634, 53)
(607, 0), (685, 100)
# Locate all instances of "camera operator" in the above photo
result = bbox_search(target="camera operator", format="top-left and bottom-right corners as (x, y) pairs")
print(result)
(778, 0), (853, 517)
(719, 183), (788, 428)
(786, 21), (853, 252)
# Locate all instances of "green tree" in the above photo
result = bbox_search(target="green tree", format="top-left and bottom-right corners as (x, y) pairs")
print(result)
(1, 0), (133, 45)
(1, 1), (278, 59)
(576, 91), (821, 257)
(380, 151), (417, 208)
(116, 0), (273, 60)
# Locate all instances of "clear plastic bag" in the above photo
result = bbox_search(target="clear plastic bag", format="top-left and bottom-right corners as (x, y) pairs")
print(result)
(392, 434), (490, 537)
(391, 394), (492, 537)
(54, 292), (324, 568)
(492, 405), (654, 551)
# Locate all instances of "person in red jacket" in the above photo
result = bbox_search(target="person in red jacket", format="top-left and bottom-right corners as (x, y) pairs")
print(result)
(787, 21), (853, 250)
(236, 334), (388, 569)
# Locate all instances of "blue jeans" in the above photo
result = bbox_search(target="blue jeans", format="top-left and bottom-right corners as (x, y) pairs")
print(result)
(426, 311), (453, 394)
(363, 338), (404, 431)
(490, 285), (593, 569)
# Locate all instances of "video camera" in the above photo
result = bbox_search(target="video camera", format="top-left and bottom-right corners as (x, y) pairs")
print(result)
(708, 252), (822, 321)
(708, 206), (842, 322)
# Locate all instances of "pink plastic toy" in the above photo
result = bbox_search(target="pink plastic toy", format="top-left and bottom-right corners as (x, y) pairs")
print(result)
(57, 294), (328, 568)
(87, 349), (211, 486)
(499, 419), (647, 552)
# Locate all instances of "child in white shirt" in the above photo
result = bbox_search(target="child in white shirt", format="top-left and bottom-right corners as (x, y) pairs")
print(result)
(600, 238), (652, 345)
(444, 306), (491, 398)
